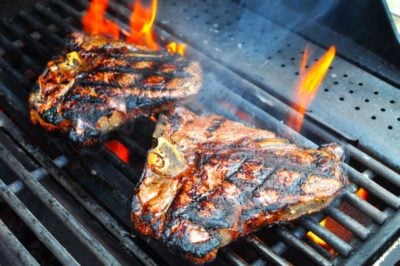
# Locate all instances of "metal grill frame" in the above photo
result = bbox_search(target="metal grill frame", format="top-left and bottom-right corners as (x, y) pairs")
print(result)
(0, 0), (398, 265)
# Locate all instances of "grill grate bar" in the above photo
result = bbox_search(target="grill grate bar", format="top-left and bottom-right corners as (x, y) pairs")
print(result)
(324, 206), (370, 240)
(275, 227), (332, 266)
(0, 80), (26, 113)
(271, 226), (306, 255)
(0, 219), (40, 266)
(108, 0), (132, 22)
(34, 3), (79, 33)
(1, 18), (50, 58)
(118, 134), (148, 158)
(0, 34), (40, 72)
(79, 157), (131, 208)
(0, 113), (157, 266)
(346, 166), (400, 209)
(18, 11), (64, 46)
(0, 139), (121, 265)
(300, 217), (352, 256)
(246, 235), (291, 266)
(101, 148), (139, 180)
(0, 175), (79, 265)
(343, 191), (388, 224)
(346, 145), (400, 187)
(7, 155), (68, 194)
(221, 249), (249, 266)
(0, 56), (30, 87)
(50, 0), (83, 19)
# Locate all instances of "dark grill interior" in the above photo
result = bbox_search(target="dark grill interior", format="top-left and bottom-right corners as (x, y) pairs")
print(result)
(0, 0), (399, 265)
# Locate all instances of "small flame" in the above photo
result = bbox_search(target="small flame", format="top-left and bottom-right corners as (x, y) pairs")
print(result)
(306, 218), (334, 252)
(356, 188), (368, 200)
(82, 0), (120, 39)
(299, 47), (311, 73)
(308, 189), (368, 252)
(166, 42), (187, 56)
(149, 115), (157, 123)
(288, 46), (336, 132)
(126, 0), (159, 50)
(106, 140), (129, 163)
(82, 0), (186, 56)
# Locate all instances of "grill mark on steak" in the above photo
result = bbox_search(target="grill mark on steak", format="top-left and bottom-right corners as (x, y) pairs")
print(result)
(206, 117), (226, 133)
(131, 106), (347, 264)
(75, 80), (123, 88)
(29, 33), (202, 145)
(91, 66), (190, 77)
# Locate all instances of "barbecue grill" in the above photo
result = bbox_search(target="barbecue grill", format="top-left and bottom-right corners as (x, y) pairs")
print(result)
(0, 0), (399, 265)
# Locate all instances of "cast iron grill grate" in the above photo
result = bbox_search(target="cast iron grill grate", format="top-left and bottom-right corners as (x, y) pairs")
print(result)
(0, 0), (398, 265)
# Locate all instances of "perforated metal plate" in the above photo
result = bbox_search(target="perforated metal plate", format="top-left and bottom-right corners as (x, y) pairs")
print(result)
(156, 0), (400, 169)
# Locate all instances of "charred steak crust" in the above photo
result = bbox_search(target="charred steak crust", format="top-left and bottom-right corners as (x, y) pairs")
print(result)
(29, 32), (202, 145)
(131, 106), (347, 264)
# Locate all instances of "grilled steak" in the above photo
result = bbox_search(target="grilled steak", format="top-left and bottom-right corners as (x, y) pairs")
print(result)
(29, 33), (202, 145)
(131, 106), (347, 264)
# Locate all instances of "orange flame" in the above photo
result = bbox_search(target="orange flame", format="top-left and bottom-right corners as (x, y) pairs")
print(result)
(83, 0), (186, 56)
(126, 0), (159, 49)
(149, 115), (158, 123)
(307, 188), (367, 252)
(306, 218), (334, 252)
(299, 47), (311, 73)
(166, 42), (187, 56)
(356, 188), (368, 200)
(82, 0), (120, 39)
(106, 140), (129, 163)
(288, 46), (336, 132)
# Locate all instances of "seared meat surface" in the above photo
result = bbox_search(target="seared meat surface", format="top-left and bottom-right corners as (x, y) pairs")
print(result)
(29, 33), (202, 145)
(131, 106), (347, 264)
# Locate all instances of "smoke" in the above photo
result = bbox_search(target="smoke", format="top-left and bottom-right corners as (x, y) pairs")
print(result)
(158, 0), (342, 144)
(238, 0), (339, 30)
(230, 0), (339, 55)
